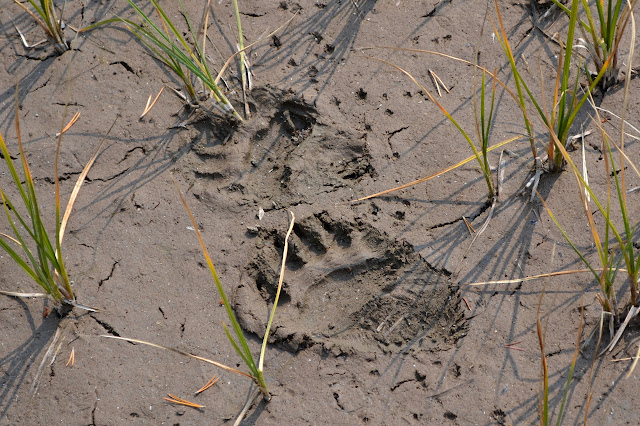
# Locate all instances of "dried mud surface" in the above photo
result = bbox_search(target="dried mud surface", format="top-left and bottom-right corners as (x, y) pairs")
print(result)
(1, 1), (640, 425)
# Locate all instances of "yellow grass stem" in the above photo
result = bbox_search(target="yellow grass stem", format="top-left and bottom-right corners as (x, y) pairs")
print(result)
(353, 136), (519, 202)
(101, 335), (254, 379)
(258, 211), (295, 373)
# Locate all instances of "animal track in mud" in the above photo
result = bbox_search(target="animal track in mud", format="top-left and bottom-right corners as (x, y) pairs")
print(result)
(235, 212), (466, 355)
(175, 86), (375, 208)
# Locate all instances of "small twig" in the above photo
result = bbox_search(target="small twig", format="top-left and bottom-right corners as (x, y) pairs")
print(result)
(384, 314), (406, 338)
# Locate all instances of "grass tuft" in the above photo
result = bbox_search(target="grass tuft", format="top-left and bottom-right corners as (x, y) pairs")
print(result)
(551, 0), (637, 90)
(13, 0), (70, 54)
(493, 0), (613, 172)
(0, 91), (106, 313)
(121, 0), (243, 121)
(533, 11), (638, 348)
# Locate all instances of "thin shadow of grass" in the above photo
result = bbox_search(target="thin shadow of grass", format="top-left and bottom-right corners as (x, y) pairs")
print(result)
(0, 297), (60, 421)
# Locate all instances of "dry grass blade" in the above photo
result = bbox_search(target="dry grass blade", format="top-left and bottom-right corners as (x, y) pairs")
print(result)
(606, 135), (640, 178)
(164, 394), (204, 409)
(234, 388), (261, 426)
(14, 24), (46, 48)
(466, 268), (624, 286)
(140, 87), (164, 119)
(462, 217), (476, 234)
(55, 112), (80, 137)
(462, 297), (471, 310)
(602, 305), (640, 354)
(0, 290), (47, 298)
(615, 343), (640, 377)
(352, 136), (519, 203)
(58, 118), (116, 244)
(100, 335), (254, 379)
(195, 375), (220, 395)
(428, 69), (449, 97)
(593, 106), (640, 141)
(2, 231), (21, 246)
(429, 69), (443, 97)
(66, 347), (75, 367)
(31, 326), (65, 396)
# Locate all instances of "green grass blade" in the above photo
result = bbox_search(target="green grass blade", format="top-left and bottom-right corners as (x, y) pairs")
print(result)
(124, 1), (240, 118)
(557, 0), (580, 127)
(0, 196), (37, 245)
(172, 176), (257, 373)
(0, 210), (41, 285)
(492, 3), (538, 158)
(222, 322), (255, 375)
(0, 131), (30, 211)
(0, 190), (61, 300)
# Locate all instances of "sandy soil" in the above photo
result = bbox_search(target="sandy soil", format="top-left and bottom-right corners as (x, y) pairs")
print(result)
(1, 0), (640, 424)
